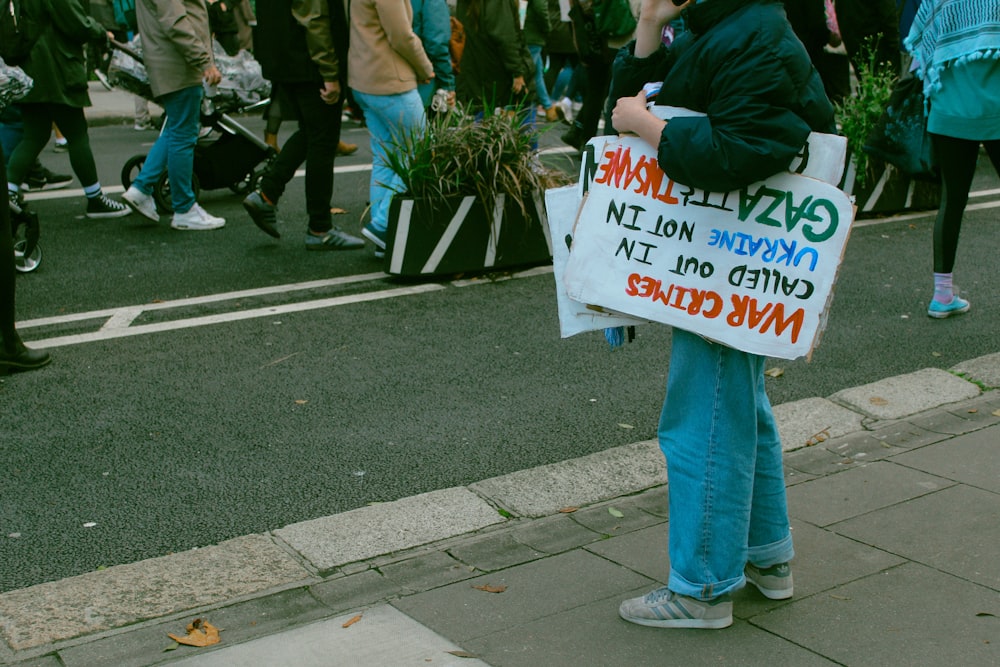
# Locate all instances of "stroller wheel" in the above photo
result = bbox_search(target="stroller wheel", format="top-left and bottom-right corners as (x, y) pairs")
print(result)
(13, 239), (41, 273)
(121, 154), (147, 190)
(229, 170), (256, 195)
(153, 172), (200, 214)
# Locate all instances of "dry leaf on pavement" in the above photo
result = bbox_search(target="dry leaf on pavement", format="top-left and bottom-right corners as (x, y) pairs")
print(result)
(168, 618), (220, 647)
(558, 506), (579, 513)
(342, 614), (363, 628)
(473, 584), (507, 593)
(608, 507), (624, 518)
(447, 650), (479, 658)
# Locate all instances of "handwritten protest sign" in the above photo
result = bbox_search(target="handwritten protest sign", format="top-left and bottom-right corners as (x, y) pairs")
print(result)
(561, 134), (855, 360)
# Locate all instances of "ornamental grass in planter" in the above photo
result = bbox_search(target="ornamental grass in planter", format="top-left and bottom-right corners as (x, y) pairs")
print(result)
(835, 41), (941, 216)
(380, 104), (572, 277)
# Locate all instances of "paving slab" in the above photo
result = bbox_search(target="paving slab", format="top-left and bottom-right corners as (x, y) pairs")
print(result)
(469, 441), (666, 518)
(510, 513), (604, 554)
(772, 396), (866, 451)
(830, 368), (980, 420)
(891, 425), (1000, 493)
(0, 535), (310, 651)
(392, 549), (651, 644)
(163, 606), (489, 667)
(377, 550), (480, 594)
(786, 460), (956, 527)
(831, 484), (1000, 591)
(752, 562), (1000, 667)
(274, 487), (505, 573)
(463, 594), (837, 667)
(951, 351), (1000, 389)
(567, 487), (669, 535)
(445, 530), (547, 573)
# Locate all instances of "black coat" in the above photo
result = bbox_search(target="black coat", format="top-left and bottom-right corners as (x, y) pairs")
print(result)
(609, 0), (835, 193)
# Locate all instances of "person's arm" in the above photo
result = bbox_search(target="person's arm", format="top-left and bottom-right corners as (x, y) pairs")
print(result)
(49, 0), (109, 46)
(421, 0), (455, 91)
(292, 0), (341, 101)
(375, 0), (435, 82)
(609, 0), (689, 143)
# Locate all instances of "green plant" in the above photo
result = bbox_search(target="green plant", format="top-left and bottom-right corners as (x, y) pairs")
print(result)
(383, 102), (570, 218)
(835, 39), (898, 186)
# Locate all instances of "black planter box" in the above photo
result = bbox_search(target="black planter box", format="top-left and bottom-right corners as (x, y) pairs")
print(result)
(841, 153), (941, 218)
(384, 193), (552, 277)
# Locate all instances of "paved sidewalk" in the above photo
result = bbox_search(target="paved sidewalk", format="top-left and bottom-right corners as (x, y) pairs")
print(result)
(1, 353), (999, 666)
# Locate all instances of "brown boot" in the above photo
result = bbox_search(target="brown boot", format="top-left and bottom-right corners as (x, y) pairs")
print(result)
(545, 106), (560, 123)
(337, 140), (358, 156)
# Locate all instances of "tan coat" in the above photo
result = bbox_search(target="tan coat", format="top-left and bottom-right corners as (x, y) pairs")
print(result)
(347, 0), (434, 96)
(136, 0), (215, 98)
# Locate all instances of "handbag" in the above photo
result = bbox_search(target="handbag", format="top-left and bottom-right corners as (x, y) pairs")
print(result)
(863, 76), (938, 181)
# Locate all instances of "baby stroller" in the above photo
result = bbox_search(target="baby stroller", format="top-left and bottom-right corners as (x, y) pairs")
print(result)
(110, 39), (276, 213)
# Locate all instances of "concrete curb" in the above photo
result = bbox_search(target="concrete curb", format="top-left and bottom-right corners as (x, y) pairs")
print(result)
(1, 353), (998, 660)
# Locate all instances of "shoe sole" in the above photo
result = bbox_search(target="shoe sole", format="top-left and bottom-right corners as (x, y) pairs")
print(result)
(618, 612), (732, 629)
(305, 238), (365, 251)
(243, 200), (280, 239)
(0, 356), (52, 375)
(171, 221), (225, 231)
(122, 196), (160, 222)
(86, 208), (132, 219)
(745, 577), (794, 600)
(927, 305), (970, 318)
(361, 227), (387, 250)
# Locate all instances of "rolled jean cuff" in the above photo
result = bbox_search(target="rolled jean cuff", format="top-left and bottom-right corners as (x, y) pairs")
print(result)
(668, 569), (744, 601)
(748, 532), (795, 569)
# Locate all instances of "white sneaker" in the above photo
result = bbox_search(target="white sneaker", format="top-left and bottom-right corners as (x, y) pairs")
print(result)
(122, 186), (159, 221)
(171, 203), (225, 231)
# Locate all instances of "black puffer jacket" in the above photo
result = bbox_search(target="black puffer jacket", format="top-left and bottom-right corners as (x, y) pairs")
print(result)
(609, 0), (835, 193)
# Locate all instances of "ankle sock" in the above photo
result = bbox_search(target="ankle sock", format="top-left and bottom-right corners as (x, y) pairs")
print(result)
(83, 183), (103, 199)
(933, 272), (954, 304)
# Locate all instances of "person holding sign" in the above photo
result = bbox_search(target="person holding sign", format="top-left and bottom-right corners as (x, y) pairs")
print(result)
(607, 0), (835, 629)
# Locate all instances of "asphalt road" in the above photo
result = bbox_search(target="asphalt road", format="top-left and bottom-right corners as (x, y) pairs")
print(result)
(2, 118), (998, 593)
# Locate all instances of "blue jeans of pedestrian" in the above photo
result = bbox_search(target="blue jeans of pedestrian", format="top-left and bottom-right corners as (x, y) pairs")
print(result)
(352, 89), (426, 234)
(660, 328), (794, 601)
(528, 44), (552, 110)
(133, 85), (202, 214)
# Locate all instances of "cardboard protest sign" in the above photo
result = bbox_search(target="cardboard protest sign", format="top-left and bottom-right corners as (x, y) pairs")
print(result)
(545, 185), (646, 338)
(561, 134), (855, 360)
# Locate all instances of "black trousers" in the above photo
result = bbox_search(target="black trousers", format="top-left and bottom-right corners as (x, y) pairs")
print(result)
(258, 82), (344, 234)
(0, 145), (21, 353)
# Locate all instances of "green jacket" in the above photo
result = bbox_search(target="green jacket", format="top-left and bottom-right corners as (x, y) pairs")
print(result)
(522, 0), (550, 47)
(20, 0), (108, 107)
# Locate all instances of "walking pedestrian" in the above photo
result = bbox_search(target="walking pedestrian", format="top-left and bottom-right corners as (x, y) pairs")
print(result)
(905, 0), (1000, 318)
(348, 0), (434, 258)
(5, 0), (130, 220)
(412, 0), (456, 114)
(121, 0), (226, 230)
(608, 0), (836, 628)
(454, 0), (535, 113)
(0, 145), (50, 375)
(241, 0), (364, 250)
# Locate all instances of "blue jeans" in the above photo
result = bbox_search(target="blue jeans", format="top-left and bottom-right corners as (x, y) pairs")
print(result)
(660, 328), (794, 601)
(352, 89), (426, 233)
(528, 44), (552, 110)
(133, 85), (202, 214)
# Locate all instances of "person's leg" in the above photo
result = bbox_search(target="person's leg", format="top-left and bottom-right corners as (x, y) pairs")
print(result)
(293, 85), (342, 234)
(6, 104), (51, 190)
(159, 85), (202, 214)
(528, 44), (553, 112)
(258, 87), (306, 205)
(747, 377), (794, 568)
(47, 106), (99, 188)
(928, 134), (980, 315)
(660, 329), (771, 600)
(352, 89), (426, 234)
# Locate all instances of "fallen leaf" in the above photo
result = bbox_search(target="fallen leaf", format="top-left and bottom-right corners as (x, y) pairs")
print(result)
(608, 507), (624, 518)
(558, 507), (579, 513)
(473, 584), (507, 593)
(993, 410), (1000, 417)
(447, 650), (479, 658)
(764, 367), (784, 378)
(931, 351), (942, 357)
(975, 612), (997, 618)
(342, 614), (362, 628)
(168, 619), (220, 647)
(805, 427), (831, 447)
(295, 400), (308, 405)
(330, 207), (348, 215)
(830, 594), (851, 601)
(968, 409), (978, 414)
(869, 397), (889, 406)
(618, 423), (634, 429)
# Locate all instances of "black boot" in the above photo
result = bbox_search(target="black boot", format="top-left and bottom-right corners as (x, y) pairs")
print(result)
(0, 343), (51, 375)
